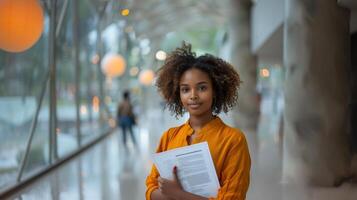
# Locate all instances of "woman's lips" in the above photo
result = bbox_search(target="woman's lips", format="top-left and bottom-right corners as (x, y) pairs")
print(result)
(188, 103), (201, 109)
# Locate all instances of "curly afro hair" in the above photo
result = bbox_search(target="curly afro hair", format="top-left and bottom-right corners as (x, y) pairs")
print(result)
(156, 42), (241, 117)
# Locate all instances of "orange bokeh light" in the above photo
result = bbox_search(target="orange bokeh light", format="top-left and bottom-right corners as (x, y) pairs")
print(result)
(121, 9), (130, 16)
(139, 69), (155, 86)
(92, 96), (100, 113)
(0, 0), (44, 53)
(101, 53), (126, 77)
(260, 68), (270, 77)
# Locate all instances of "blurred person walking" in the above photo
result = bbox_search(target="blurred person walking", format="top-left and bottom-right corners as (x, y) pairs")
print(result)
(117, 90), (137, 148)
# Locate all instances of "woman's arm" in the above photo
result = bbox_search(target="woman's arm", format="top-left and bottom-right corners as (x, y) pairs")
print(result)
(212, 133), (251, 200)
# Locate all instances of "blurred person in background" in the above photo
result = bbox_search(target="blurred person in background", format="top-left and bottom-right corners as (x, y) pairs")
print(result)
(117, 90), (137, 148)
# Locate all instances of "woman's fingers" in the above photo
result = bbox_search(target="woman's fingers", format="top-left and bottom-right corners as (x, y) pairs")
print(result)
(173, 166), (179, 181)
(172, 166), (182, 188)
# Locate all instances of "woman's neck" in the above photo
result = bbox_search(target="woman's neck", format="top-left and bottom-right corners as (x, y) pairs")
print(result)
(189, 113), (215, 132)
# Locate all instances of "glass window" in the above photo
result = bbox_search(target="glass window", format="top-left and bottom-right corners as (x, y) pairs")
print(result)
(0, 13), (50, 190)
(0, 1), (110, 192)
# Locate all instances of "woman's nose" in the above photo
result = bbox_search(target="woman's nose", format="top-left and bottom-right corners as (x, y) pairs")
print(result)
(190, 90), (198, 100)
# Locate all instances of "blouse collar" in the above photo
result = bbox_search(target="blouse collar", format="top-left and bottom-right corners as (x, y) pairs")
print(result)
(183, 116), (224, 136)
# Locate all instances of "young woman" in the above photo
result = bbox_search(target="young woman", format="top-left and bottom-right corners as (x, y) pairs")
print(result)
(146, 43), (251, 200)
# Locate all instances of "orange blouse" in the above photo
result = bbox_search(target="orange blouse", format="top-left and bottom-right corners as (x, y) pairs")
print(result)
(145, 117), (251, 200)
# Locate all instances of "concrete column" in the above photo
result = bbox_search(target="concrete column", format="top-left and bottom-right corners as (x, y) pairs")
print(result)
(229, 0), (259, 131)
(283, 0), (351, 186)
(228, 0), (259, 162)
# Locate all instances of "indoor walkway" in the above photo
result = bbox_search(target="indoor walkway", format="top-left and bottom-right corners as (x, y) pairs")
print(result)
(6, 94), (357, 200)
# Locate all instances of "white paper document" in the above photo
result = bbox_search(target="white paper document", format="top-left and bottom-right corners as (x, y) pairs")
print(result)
(152, 142), (220, 198)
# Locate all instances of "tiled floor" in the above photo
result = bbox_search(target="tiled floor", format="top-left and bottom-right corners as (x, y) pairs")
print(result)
(6, 95), (357, 200)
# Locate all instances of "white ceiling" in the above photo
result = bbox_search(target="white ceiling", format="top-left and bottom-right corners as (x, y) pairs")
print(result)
(103, 0), (230, 44)
(91, 0), (356, 61)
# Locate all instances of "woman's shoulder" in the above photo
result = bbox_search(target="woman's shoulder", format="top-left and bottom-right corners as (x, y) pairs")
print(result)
(220, 122), (247, 144)
(161, 123), (186, 140)
(156, 124), (187, 151)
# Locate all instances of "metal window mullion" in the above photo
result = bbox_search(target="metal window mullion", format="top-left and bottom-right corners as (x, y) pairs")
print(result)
(16, 71), (50, 182)
(49, 85), (53, 163)
(73, 0), (81, 147)
(52, 52), (58, 161)
(49, 0), (58, 164)
(96, 18), (104, 125)
(55, 0), (69, 38)
(95, 3), (108, 126)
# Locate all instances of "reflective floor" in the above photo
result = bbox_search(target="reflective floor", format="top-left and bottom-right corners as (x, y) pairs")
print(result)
(6, 94), (357, 200)
(6, 105), (187, 200)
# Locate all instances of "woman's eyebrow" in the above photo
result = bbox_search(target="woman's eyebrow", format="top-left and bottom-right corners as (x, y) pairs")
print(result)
(197, 81), (208, 85)
(180, 81), (208, 86)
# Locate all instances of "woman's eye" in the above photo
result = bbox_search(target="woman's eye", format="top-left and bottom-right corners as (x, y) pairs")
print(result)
(181, 88), (189, 93)
(198, 86), (207, 91)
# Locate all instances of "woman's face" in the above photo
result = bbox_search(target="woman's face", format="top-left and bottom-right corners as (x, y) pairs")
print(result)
(179, 68), (214, 118)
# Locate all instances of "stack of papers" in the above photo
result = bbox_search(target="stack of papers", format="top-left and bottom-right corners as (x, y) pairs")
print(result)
(153, 142), (220, 198)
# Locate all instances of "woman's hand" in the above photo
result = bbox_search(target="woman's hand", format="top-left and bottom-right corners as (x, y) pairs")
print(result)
(155, 166), (208, 200)
(158, 166), (183, 198)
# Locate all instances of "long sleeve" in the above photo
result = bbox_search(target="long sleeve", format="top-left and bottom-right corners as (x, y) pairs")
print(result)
(145, 129), (171, 200)
(145, 164), (160, 200)
(209, 134), (251, 200)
